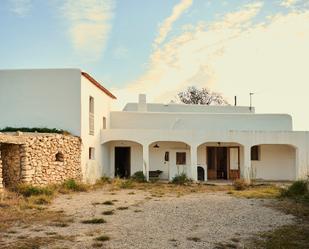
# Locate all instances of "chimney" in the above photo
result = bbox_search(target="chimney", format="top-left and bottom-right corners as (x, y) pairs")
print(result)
(137, 94), (147, 112)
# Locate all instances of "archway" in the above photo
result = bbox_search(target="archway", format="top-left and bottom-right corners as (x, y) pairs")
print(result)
(197, 142), (244, 181)
(102, 140), (143, 178)
(148, 141), (191, 181)
(250, 144), (296, 181)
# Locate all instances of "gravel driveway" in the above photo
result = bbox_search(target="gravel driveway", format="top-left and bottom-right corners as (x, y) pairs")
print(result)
(47, 189), (294, 249)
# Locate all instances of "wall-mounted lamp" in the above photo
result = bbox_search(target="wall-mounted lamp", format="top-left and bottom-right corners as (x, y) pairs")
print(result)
(153, 143), (160, 148)
(218, 142), (221, 147)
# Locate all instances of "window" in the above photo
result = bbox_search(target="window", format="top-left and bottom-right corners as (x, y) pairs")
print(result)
(251, 146), (260, 161)
(176, 152), (186, 165)
(89, 147), (95, 160)
(55, 152), (64, 162)
(89, 96), (94, 135)
(103, 116), (107, 129)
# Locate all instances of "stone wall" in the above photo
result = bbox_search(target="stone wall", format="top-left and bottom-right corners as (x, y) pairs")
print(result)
(0, 132), (82, 189)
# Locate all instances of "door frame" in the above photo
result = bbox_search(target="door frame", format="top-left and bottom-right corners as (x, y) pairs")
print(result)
(114, 146), (131, 178)
(206, 146), (240, 180)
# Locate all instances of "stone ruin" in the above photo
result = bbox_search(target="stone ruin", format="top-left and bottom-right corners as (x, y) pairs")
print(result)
(0, 132), (82, 189)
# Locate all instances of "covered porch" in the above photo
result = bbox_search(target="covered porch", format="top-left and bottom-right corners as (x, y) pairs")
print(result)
(100, 129), (305, 182)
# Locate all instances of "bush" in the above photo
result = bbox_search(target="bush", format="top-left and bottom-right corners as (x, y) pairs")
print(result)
(171, 173), (191, 185)
(281, 180), (309, 201)
(13, 184), (54, 197)
(233, 179), (249, 191)
(0, 126), (70, 135)
(61, 179), (88, 192)
(131, 171), (146, 182)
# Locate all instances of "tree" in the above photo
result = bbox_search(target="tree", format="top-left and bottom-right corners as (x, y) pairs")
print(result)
(177, 86), (229, 105)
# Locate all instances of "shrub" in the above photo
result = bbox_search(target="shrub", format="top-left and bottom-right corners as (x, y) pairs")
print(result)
(131, 171), (146, 182)
(171, 173), (191, 185)
(13, 184), (54, 197)
(233, 179), (249, 191)
(61, 179), (88, 192)
(281, 180), (309, 201)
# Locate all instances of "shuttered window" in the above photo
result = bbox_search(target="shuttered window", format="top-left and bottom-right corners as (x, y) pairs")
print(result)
(89, 96), (94, 135)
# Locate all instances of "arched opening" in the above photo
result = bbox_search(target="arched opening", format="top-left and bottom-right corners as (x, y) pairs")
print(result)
(148, 141), (191, 181)
(102, 140), (143, 179)
(197, 166), (205, 181)
(197, 142), (244, 181)
(55, 152), (64, 162)
(251, 144), (296, 181)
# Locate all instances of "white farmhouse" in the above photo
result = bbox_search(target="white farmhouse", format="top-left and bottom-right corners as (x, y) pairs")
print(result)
(1, 69), (309, 183)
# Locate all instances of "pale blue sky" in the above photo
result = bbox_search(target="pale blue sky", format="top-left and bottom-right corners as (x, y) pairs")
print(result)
(1, 0), (309, 129)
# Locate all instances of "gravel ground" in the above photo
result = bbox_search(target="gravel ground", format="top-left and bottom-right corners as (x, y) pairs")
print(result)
(1, 189), (295, 249)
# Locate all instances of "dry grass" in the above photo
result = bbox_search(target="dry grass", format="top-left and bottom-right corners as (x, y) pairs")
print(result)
(228, 185), (281, 199)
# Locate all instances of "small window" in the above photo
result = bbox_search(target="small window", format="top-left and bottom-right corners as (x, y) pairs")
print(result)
(89, 147), (95, 160)
(103, 116), (107, 129)
(89, 96), (94, 135)
(164, 151), (169, 161)
(176, 152), (186, 165)
(251, 146), (260, 161)
(55, 152), (64, 162)
(89, 96), (94, 113)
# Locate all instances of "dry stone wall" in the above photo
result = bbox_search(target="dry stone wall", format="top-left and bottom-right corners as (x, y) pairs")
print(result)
(0, 132), (82, 189)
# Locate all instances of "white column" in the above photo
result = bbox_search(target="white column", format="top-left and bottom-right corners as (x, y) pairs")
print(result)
(143, 144), (149, 181)
(190, 145), (198, 181)
(243, 145), (251, 183)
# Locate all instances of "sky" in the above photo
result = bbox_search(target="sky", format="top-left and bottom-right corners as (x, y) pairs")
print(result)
(1, 0), (309, 130)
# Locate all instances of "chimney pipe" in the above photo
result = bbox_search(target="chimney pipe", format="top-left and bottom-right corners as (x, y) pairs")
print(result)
(138, 94), (147, 112)
(234, 96), (237, 106)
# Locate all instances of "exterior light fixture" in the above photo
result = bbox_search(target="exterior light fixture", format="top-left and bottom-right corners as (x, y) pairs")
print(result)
(153, 143), (160, 148)
(218, 142), (221, 146)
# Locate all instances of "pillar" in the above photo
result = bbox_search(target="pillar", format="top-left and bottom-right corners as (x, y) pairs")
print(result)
(143, 144), (149, 181)
(190, 145), (198, 181)
(243, 145), (251, 183)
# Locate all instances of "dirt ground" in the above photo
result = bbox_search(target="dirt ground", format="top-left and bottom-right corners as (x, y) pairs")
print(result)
(0, 186), (295, 249)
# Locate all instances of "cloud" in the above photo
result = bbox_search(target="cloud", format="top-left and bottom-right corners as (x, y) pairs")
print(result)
(154, 0), (193, 47)
(113, 2), (264, 106)
(9, 0), (32, 17)
(61, 0), (115, 61)
(113, 2), (309, 130)
(280, 0), (298, 8)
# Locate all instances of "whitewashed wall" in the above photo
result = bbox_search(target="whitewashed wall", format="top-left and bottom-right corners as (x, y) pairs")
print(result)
(110, 112), (292, 131)
(252, 144), (296, 180)
(80, 76), (112, 183)
(0, 69), (81, 135)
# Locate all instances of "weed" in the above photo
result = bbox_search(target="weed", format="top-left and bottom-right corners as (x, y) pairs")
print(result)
(81, 218), (106, 224)
(102, 210), (114, 215)
(233, 179), (249, 191)
(280, 180), (309, 202)
(13, 184), (54, 197)
(131, 171), (146, 182)
(117, 206), (128, 210)
(187, 236), (201, 242)
(102, 200), (114, 205)
(171, 173), (192, 185)
(95, 235), (110, 241)
(61, 179), (88, 192)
